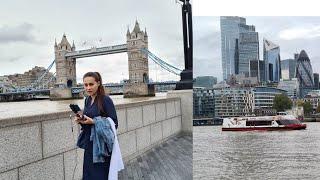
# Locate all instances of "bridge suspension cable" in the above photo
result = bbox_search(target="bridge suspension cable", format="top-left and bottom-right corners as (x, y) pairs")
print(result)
(141, 48), (182, 76)
(29, 60), (55, 89)
(42, 72), (56, 88)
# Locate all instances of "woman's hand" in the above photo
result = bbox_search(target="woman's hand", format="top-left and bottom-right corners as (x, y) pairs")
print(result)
(73, 115), (83, 124)
(81, 115), (95, 125)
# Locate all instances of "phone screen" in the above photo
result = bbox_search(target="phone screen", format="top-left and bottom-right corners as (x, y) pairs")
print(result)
(69, 104), (81, 113)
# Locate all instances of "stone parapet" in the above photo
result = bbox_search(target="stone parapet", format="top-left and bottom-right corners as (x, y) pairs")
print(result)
(0, 96), (182, 179)
(123, 83), (155, 98)
(167, 89), (192, 134)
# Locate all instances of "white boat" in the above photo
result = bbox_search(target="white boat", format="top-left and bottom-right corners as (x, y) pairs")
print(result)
(222, 115), (306, 131)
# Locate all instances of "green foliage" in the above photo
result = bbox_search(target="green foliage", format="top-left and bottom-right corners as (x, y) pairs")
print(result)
(273, 94), (293, 112)
(303, 102), (313, 115)
(296, 100), (304, 107)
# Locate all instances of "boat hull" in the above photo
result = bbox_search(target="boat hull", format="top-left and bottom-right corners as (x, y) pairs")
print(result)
(222, 124), (307, 131)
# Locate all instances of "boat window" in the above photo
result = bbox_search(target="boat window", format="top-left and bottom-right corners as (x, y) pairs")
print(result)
(276, 120), (301, 125)
(246, 121), (272, 126)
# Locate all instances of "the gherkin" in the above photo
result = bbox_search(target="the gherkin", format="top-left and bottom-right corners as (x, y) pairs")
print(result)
(296, 50), (314, 87)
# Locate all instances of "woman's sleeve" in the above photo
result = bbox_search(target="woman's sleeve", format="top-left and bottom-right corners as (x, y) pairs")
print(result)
(104, 96), (118, 129)
(80, 97), (89, 129)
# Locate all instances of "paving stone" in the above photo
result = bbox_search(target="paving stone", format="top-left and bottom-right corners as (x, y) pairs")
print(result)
(119, 135), (192, 180)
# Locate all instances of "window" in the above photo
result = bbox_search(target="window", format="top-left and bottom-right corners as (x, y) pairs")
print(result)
(246, 121), (271, 126)
(276, 120), (301, 125)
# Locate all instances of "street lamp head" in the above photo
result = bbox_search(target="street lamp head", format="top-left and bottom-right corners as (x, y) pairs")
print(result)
(179, 0), (190, 3)
(176, 0), (189, 4)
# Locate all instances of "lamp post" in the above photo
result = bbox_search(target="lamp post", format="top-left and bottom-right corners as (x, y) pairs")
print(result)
(175, 0), (193, 90)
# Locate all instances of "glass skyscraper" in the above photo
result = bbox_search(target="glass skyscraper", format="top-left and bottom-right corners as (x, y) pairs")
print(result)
(314, 73), (319, 89)
(296, 50), (314, 97)
(277, 78), (300, 98)
(249, 59), (265, 82)
(238, 32), (259, 77)
(281, 59), (296, 80)
(263, 39), (281, 82)
(220, 16), (256, 80)
(296, 50), (314, 87)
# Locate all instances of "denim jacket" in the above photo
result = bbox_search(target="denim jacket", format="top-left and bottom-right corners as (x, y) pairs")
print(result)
(76, 116), (115, 163)
(90, 116), (115, 163)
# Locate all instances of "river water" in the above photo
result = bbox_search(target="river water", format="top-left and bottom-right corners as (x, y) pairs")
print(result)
(193, 123), (320, 179)
(0, 93), (166, 120)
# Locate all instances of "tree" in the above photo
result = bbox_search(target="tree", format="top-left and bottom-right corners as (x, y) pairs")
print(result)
(273, 94), (293, 112)
(296, 100), (305, 107)
(303, 102), (313, 116)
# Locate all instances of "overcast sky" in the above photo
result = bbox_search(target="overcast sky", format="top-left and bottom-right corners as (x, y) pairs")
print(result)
(194, 16), (320, 82)
(0, 0), (185, 83)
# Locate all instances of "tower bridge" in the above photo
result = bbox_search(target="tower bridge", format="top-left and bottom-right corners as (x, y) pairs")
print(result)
(1, 20), (183, 101)
(51, 20), (155, 100)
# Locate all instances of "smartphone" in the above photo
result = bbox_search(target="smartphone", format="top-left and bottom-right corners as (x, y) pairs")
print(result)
(69, 104), (85, 120)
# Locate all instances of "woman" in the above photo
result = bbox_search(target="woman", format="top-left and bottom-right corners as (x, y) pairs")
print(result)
(74, 72), (118, 180)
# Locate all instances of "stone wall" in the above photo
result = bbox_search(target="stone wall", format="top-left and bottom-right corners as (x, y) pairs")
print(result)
(167, 89), (193, 134)
(0, 97), (182, 180)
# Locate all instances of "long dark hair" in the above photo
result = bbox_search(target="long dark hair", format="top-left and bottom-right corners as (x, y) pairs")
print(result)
(83, 72), (106, 116)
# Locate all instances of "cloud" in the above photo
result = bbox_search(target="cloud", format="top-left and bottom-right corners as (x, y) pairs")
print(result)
(0, 23), (38, 44)
(278, 25), (320, 40)
(8, 56), (22, 62)
(0, 0), (183, 83)
(194, 19), (222, 80)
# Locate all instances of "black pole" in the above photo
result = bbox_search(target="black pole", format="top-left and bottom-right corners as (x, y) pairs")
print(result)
(182, 2), (188, 70)
(187, 1), (193, 71)
(176, 0), (193, 90)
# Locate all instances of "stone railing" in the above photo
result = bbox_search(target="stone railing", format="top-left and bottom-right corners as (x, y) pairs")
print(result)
(0, 97), (182, 179)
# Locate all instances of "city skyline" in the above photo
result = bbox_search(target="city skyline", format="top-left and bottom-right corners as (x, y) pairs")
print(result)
(194, 16), (320, 81)
(0, 0), (184, 83)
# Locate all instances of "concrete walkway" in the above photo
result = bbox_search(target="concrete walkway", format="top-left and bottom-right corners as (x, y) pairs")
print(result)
(119, 135), (192, 180)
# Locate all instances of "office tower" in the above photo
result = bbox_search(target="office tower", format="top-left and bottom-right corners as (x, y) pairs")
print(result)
(193, 87), (215, 118)
(249, 59), (265, 82)
(314, 73), (319, 89)
(296, 50), (314, 97)
(220, 16), (257, 80)
(268, 63), (274, 81)
(238, 32), (259, 77)
(277, 78), (300, 98)
(281, 59), (296, 80)
(214, 88), (254, 117)
(296, 50), (314, 87)
(253, 86), (287, 115)
(263, 39), (281, 82)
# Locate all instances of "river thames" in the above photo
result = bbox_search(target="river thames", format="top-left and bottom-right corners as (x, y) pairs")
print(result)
(193, 123), (320, 179)
(0, 93), (166, 120)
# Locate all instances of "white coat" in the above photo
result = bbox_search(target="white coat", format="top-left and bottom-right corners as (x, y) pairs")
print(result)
(107, 117), (124, 180)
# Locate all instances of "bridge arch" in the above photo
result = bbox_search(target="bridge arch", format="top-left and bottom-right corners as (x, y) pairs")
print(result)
(143, 73), (148, 83)
(67, 80), (73, 88)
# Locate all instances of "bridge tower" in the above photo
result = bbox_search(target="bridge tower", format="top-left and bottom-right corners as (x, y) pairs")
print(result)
(50, 34), (77, 100)
(124, 20), (155, 97)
